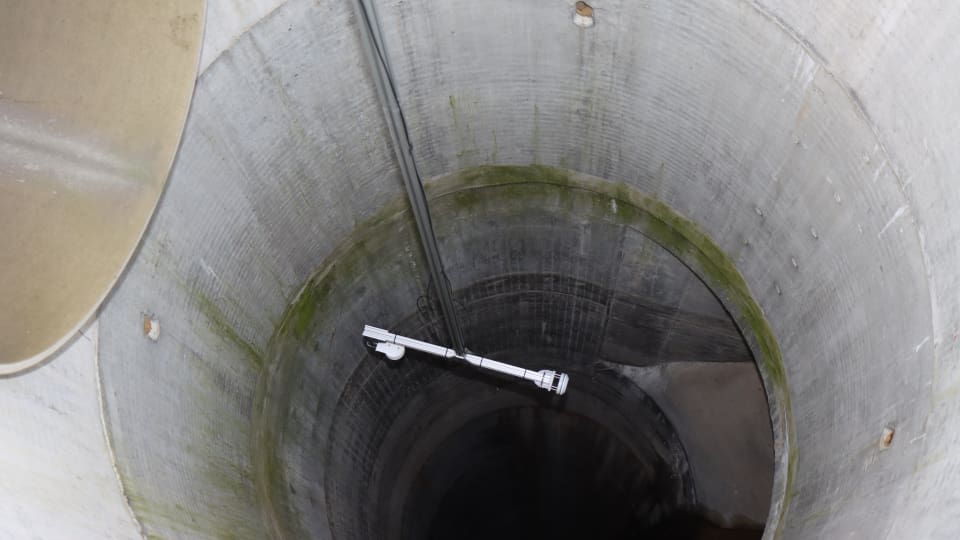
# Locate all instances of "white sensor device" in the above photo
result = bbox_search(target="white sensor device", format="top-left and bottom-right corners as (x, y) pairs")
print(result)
(375, 341), (405, 361)
(363, 325), (570, 395)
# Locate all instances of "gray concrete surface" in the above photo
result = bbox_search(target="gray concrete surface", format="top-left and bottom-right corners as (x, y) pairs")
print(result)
(253, 170), (768, 539)
(3, 0), (960, 538)
(0, 321), (141, 540)
(618, 362), (775, 527)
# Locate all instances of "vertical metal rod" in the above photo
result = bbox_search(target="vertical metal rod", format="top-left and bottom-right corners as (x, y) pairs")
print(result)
(352, 0), (467, 353)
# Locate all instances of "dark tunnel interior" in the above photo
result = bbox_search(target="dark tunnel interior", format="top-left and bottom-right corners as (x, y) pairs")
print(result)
(358, 324), (766, 540)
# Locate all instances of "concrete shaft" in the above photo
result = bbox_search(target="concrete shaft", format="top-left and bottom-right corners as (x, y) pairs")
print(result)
(3, 0), (959, 539)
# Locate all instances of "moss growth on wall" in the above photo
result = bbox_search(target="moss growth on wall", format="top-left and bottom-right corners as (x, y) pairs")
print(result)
(193, 290), (265, 370)
(425, 165), (789, 398)
(290, 283), (320, 340)
(430, 164), (796, 537)
(253, 194), (424, 540)
(126, 486), (257, 540)
(258, 164), (795, 539)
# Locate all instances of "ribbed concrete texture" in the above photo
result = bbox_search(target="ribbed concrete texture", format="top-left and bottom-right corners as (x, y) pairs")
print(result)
(3, 0), (960, 539)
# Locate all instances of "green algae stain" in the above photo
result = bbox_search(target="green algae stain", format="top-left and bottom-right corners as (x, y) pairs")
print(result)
(431, 164), (796, 535)
(252, 195), (425, 539)
(126, 487), (257, 540)
(442, 164), (573, 192)
(270, 164), (791, 416)
(272, 194), (421, 344)
(258, 164), (795, 539)
(290, 284), (320, 340)
(193, 291), (264, 370)
(435, 165), (789, 392)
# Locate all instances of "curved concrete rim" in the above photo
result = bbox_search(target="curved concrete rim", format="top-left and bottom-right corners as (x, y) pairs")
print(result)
(0, 0), (206, 371)
(8, 0), (960, 538)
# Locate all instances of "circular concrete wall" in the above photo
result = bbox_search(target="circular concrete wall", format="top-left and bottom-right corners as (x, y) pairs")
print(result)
(253, 167), (775, 539)
(16, 0), (959, 539)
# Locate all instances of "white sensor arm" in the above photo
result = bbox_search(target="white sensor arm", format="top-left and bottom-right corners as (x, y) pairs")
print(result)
(362, 325), (569, 395)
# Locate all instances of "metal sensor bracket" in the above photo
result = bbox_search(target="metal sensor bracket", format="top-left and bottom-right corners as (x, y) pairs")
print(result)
(363, 325), (570, 395)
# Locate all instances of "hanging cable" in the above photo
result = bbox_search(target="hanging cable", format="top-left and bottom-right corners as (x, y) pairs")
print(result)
(351, 0), (467, 353)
